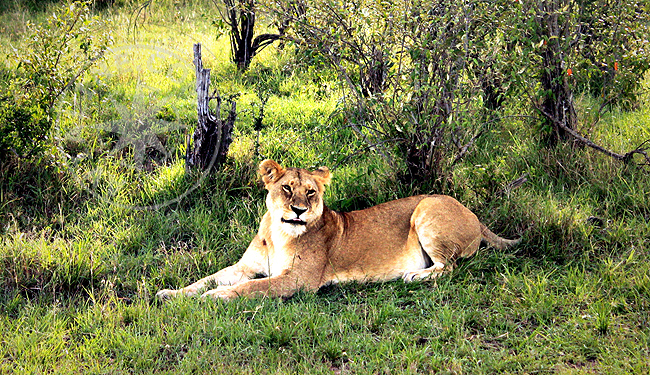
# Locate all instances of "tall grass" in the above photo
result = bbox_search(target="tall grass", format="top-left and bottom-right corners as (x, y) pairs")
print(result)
(1, 1), (649, 373)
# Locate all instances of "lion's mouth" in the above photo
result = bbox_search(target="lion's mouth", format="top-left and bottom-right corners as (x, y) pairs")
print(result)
(281, 218), (307, 225)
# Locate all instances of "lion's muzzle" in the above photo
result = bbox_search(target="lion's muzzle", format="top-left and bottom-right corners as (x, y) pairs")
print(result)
(281, 205), (308, 225)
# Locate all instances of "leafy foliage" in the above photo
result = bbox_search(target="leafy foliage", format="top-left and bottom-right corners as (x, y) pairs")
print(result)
(0, 1), (111, 160)
(493, 0), (650, 141)
(270, 0), (650, 175)
(271, 0), (494, 184)
(574, 0), (650, 109)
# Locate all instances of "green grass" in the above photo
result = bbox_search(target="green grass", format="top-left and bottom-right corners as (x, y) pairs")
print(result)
(1, 1), (650, 373)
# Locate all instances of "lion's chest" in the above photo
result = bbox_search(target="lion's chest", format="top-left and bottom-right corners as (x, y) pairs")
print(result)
(265, 229), (299, 276)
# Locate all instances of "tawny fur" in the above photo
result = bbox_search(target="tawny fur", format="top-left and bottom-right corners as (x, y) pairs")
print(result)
(156, 159), (520, 300)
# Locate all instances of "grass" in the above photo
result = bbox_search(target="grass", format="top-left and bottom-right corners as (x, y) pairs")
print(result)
(1, 0), (650, 373)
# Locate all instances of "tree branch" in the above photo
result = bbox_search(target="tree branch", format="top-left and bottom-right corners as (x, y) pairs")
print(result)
(452, 130), (483, 165)
(536, 103), (650, 166)
(251, 33), (283, 54)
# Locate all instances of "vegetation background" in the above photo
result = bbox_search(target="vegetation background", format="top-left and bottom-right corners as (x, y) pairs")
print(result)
(0, 0), (649, 373)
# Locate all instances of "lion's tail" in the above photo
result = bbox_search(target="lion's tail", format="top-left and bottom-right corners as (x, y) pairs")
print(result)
(480, 224), (521, 250)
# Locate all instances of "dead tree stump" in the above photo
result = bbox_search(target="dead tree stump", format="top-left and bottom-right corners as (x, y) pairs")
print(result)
(186, 43), (237, 172)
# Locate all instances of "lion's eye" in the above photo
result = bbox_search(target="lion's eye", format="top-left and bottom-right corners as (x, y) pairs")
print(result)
(307, 189), (316, 197)
(282, 185), (292, 194)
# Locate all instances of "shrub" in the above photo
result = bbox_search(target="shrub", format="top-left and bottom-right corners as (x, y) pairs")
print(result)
(0, 1), (111, 160)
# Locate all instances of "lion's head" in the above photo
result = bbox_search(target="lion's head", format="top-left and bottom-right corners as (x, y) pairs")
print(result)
(259, 159), (331, 237)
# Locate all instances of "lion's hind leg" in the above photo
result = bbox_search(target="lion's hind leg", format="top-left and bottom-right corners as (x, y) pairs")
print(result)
(400, 196), (480, 283)
(401, 235), (456, 282)
(400, 219), (455, 282)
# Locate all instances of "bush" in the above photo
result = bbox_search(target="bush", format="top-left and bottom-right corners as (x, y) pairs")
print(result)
(0, 1), (111, 160)
(271, 0), (490, 185)
(573, 0), (650, 109)
(0, 79), (51, 158)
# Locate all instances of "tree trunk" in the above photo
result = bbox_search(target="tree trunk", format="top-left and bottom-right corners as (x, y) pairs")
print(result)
(224, 0), (284, 71)
(536, 1), (577, 145)
(229, 0), (255, 71)
(539, 41), (577, 145)
(186, 43), (237, 172)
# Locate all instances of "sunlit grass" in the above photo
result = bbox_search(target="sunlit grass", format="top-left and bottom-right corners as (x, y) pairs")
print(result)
(1, 0), (649, 373)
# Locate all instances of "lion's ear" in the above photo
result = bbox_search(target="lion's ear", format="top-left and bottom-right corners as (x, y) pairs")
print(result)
(259, 159), (286, 187)
(312, 166), (331, 186)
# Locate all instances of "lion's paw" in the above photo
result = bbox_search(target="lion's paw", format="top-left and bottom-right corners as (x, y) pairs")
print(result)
(156, 289), (179, 300)
(402, 268), (443, 282)
(201, 286), (238, 301)
(402, 270), (428, 282)
(156, 288), (199, 299)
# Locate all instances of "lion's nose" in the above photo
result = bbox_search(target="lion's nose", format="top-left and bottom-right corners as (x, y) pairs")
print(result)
(291, 205), (307, 217)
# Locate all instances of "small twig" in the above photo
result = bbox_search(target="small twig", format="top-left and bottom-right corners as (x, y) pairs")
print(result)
(331, 138), (404, 170)
(452, 130), (484, 165)
(621, 140), (650, 166)
(129, 0), (152, 42)
(496, 173), (529, 197)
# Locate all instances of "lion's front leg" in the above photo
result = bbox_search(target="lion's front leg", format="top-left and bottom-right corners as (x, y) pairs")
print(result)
(200, 285), (240, 301)
(157, 235), (268, 299)
(201, 269), (322, 300)
(156, 262), (257, 299)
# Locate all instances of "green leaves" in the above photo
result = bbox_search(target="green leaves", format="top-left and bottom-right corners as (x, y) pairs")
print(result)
(1, 1), (112, 160)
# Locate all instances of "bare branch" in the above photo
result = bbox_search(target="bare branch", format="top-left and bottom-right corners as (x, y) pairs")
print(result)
(331, 138), (404, 171)
(535, 101), (650, 167)
(452, 130), (483, 165)
(495, 173), (529, 198)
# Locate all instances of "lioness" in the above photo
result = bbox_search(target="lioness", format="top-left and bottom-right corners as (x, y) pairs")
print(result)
(156, 159), (520, 300)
